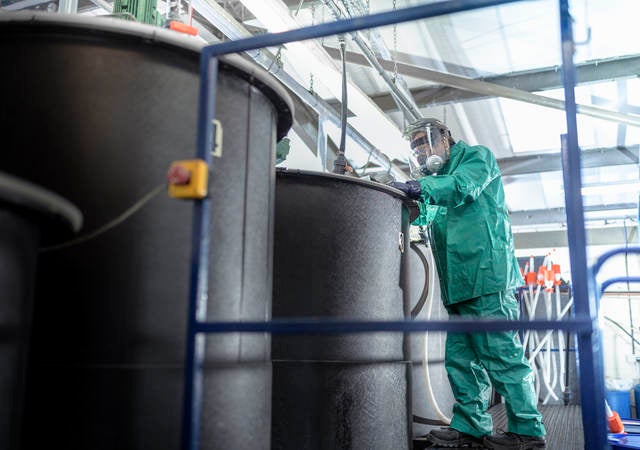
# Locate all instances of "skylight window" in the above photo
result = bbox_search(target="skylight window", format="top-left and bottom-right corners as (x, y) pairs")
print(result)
(501, 79), (640, 154)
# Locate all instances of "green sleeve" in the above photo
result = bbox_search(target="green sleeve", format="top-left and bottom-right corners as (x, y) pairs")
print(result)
(417, 145), (499, 207)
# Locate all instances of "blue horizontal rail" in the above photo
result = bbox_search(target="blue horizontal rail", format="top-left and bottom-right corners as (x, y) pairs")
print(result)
(201, 0), (529, 58)
(589, 246), (640, 450)
(600, 276), (640, 294)
(592, 246), (640, 277)
(194, 318), (593, 334)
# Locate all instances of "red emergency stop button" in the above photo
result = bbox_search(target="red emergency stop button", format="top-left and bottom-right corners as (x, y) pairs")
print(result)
(167, 159), (208, 199)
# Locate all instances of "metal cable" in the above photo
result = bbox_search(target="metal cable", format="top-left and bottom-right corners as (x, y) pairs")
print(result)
(40, 184), (165, 252)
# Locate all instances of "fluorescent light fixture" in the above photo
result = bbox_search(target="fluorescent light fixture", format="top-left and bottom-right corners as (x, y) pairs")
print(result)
(581, 181), (640, 196)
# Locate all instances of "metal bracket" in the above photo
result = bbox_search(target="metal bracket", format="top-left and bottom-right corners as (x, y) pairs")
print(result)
(212, 119), (223, 158)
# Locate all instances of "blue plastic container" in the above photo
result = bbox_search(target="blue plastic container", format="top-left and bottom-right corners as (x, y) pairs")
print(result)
(607, 389), (632, 418)
(634, 385), (640, 418)
(609, 433), (640, 449)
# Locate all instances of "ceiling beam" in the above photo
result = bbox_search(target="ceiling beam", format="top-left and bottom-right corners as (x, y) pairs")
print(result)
(0, 0), (51, 10)
(510, 203), (638, 227)
(325, 47), (640, 127)
(323, 46), (640, 110)
(498, 145), (639, 176)
(373, 144), (639, 177)
(514, 225), (638, 249)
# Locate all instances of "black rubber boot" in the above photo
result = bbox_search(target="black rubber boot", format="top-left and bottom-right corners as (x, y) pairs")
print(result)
(426, 427), (485, 448)
(483, 431), (546, 449)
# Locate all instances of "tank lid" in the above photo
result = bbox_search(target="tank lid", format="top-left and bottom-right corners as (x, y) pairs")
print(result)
(276, 168), (420, 221)
(0, 12), (294, 141)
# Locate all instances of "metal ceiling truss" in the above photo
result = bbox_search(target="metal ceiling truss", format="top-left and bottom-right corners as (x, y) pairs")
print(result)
(323, 46), (640, 127)
(513, 226), (638, 248)
(0, 0), (51, 10)
(321, 0), (422, 122)
(498, 144), (639, 176)
(327, 51), (640, 109)
(369, 144), (639, 178)
(510, 203), (638, 227)
(190, 0), (408, 179)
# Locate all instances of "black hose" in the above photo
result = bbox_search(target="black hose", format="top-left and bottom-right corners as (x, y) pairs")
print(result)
(412, 414), (448, 426)
(339, 37), (347, 153)
(604, 315), (640, 347)
(332, 37), (348, 174)
(410, 242), (430, 319)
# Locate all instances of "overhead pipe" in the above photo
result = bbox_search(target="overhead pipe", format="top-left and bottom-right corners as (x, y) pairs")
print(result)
(332, 35), (349, 174)
(342, 0), (418, 117)
(322, 0), (422, 123)
(190, 0), (408, 180)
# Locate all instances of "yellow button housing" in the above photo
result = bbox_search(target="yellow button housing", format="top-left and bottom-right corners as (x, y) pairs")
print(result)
(167, 159), (209, 199)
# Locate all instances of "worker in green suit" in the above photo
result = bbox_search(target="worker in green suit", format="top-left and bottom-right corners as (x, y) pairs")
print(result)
(389, 118), (546, 449)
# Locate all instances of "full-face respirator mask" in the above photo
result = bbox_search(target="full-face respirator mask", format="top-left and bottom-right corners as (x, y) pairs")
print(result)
(404, 118), (453, 178)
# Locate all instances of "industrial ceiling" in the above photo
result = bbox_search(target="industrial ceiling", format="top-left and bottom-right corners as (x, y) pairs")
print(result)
(2, 0), (639, 251)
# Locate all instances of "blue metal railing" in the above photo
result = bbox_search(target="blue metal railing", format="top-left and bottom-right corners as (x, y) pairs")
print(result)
(181, 0), (609, 449)
(558, 0), (607, 445)
(593, 247), (640, 299)
(592, 247), (640, 447)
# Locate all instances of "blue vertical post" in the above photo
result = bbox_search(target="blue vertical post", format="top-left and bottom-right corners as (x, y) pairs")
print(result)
(558, 0), (607, 448)
(181, 55), (219, 450)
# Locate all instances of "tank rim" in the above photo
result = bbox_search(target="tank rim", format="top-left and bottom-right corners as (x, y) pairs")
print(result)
(276, 167), (420, 216)
(0, 11), (294, 140)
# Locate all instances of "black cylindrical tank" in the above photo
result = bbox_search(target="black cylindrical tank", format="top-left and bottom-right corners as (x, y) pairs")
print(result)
(0, 173), (81, 450)
(272, 169), (415, 450)
(0, 209), (38, 450)
(0, 13), (292, 450)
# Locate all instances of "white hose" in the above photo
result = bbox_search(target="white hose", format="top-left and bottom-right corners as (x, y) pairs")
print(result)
(522, 286), (534, 348)
(528, 301), (573, 362)
(524, 284), (542, 352)
(542, 290), (559, 404)
(530, 295), (574, 404)
(421, 244), (451, 425)
(556, 286), (566, 392)
(522, 285), (541, 399)
(522, 285), (537, 353)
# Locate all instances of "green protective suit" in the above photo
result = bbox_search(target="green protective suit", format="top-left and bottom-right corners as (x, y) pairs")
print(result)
(413, 140), (545, 438)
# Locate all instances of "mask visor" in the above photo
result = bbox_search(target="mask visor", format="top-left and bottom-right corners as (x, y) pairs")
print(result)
(407, 126), (446, 178)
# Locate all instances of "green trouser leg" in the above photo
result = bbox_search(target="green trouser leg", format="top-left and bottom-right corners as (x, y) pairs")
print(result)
(445, 330), (493, 438)
(445, 291), (546, 438)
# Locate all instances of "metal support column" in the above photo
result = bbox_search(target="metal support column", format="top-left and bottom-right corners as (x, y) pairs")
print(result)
(180, 55), (218, 450)
(558, 0), (607, 448)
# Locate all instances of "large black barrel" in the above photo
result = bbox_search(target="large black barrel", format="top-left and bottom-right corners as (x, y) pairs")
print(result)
(272, 169), (415, 450)
(0, 13), (292, 450)
(0, 174), (81, 450)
